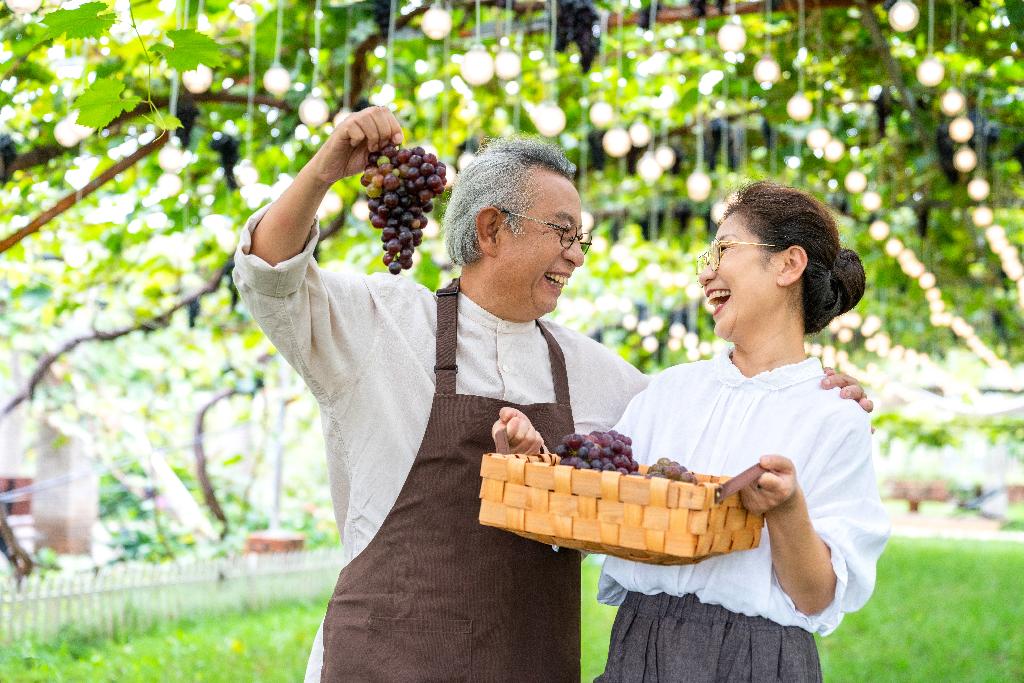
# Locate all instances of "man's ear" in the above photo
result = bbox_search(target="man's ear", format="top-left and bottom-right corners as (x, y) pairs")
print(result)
(776, 245), (807, 287)
(476, 206), (504, 258)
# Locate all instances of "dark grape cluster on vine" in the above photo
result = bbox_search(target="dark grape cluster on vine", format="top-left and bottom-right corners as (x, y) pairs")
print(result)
(360, 145), (447, 274)
(647, 457), (697, 483)
(0, 133), (17, 183)
(554, 430), (639, 475)
(210, 132), (240, 190)
(555, 0), (601, 72)
(371, 0), (391, 38)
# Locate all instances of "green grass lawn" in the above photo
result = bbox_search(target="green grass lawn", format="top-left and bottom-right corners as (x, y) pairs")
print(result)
(2, 537), (1022, 682)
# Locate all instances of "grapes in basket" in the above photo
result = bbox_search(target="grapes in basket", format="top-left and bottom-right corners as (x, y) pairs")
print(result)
(552, 430), (639, 476)
(647, 457), (697, 484)
(360, 145), (448, 275)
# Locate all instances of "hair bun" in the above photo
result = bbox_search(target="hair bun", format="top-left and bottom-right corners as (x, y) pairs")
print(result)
(832, 248), (866, 314)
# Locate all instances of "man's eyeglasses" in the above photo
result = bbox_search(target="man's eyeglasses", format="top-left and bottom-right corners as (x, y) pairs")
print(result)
(497, 208), (592, 255)
(697, 238), (778, 274)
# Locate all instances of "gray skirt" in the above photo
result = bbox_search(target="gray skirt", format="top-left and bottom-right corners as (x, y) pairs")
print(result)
(595, 592), (822, 683)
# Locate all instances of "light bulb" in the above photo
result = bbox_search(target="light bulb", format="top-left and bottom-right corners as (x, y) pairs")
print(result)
(654, 144), (676, 169)
(421, 5), (452, 40)
(157, 172), (183, 196)
(916, 58), (944, 87)
(888, 0), (919, 32)
(824, 138), (845, 162)
(494, 50), (521, 80)
(54, 115), (92, 147)
(919, 272), (936, 289)
(628, 122), (652, 147)
(953, 147), (977, 172)
(352, 198), (370, 221)
(299, 95), (330, 127)
(787, 93), (813, 122)
(971, 205), (993, 227)
(861, 190), (882, 212)
(589, 101), (614, 128)
(753, 55), (781, 84)
(4, 0), (42, 15)
(581, 210), (594, 232)
(686, 171), (712, 202)
(233, 160), (259, 187)
(460, 46), (494, 86)
(844, 170), (868, 194)
(637, 152), (663, 182)
(263, 64), (291, 96)
(806, 126), (832, 151)
(948, 116), (974, 143)
(182, 64), (213, 94)
(333, 108), (352, 126)
(158, 143), (187, 173)
(717, 21), (747, 53)
(869, 219), (890, 241)
(940, 88), (965, 116)
(531, 102), (566, 138)
(967, 177), (990, 201)
(602, 128), (632, 158)
(710, 200), (728, 224)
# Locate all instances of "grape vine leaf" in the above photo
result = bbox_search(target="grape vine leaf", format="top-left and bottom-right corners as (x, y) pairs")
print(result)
(152, 30), (225, 72)
(39, 2), (116, 42)
(75, 78), (142, 129)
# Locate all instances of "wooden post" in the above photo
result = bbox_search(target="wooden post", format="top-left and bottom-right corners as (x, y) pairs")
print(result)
(33, 418), (98, 555)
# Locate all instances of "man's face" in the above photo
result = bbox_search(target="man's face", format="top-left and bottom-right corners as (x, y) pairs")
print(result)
(489, 170), (585, 322)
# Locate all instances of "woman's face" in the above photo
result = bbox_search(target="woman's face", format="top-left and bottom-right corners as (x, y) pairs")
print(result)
(698, 215), (790, 343)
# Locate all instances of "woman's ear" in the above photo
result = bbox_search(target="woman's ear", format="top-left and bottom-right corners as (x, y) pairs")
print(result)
(776, 245), (808, 287)
(475, 207), (504, 257)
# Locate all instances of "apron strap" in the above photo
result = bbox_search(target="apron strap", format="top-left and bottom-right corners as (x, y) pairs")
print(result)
(434, 278), (571, 406)
(536, 321), (571, 407)
(434, 278), (461, 395)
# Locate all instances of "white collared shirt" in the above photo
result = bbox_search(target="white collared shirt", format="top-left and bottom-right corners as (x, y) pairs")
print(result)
(598, 349), (890, 635)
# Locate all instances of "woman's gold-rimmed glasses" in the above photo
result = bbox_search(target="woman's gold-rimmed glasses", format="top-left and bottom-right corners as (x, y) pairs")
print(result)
(697, 239), (778, 274)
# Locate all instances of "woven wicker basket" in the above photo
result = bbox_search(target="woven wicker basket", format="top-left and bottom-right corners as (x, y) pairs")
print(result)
(479, 452), (765, 566)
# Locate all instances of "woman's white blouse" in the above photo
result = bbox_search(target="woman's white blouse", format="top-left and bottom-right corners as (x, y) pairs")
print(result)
(598, 349), (891, 636)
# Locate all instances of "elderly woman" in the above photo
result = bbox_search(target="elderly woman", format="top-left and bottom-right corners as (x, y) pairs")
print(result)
(593, 181), (890, 682)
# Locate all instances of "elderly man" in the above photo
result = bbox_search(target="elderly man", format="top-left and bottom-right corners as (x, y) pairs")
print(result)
(232, 107), (870, 682)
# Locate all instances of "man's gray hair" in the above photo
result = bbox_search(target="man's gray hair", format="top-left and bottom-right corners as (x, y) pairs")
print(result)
(443, 136), (577, 266)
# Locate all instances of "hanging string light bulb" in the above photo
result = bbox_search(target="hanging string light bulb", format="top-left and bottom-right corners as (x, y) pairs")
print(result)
(717, 7), (746, 53)
(4, 0), (42, 16)
(461, 0), (494, 86)
(629, 121), (652, 147)
(300, 0), (330, 125)
(530, 0), (565, 137)
(655, 144), (676, 169)
(915, 0), (943, 86)
(422, 3), (453, 40)
(787, 0), (812, 122)
(182, 64), (213, 94)
(823, 138), (845, 162)
(754, 2), (780, 85)
(687, 121), (712, 201)
(602, 3), (630, 157)
(263, 0), (291, 96)
(494, 0), (521, 80)
(234, 20), (261, 187)
(940, 88), (966, 116)
(953, 146), (977, 172)
(844, 170), (868, 193)
(638, 151), (663, 182)
(861, 190), (882, 212)
(888, 0), (919, 32)
(971, 205), (993, 227)
(967, 177), (990, 201)
(948, 115), (974, 143)
(868, 219), (890, 241)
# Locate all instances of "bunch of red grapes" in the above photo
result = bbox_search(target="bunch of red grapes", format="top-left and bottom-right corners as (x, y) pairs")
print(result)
(360, 145), (447, 274)
(553, 430), (639, 475)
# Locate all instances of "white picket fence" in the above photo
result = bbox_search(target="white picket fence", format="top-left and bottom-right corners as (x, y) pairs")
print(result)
(0, 548), (344, 643)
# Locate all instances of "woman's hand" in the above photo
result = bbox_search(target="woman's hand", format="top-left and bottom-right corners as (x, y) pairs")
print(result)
(822, 367), (873, 413)
(740, 455), (799, 515)
(491, 407), (545, 455)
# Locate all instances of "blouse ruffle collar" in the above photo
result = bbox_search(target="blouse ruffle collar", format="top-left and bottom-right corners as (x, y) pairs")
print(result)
(713, 347), (824, 390)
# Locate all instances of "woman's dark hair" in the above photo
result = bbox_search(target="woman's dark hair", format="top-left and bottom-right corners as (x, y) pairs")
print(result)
(721, 181), (865, 334)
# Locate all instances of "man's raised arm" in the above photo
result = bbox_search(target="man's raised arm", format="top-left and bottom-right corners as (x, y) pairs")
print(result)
(251, 106), (404, 266)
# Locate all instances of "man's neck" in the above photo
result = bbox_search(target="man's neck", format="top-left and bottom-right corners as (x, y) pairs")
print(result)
(458, 267), (533, 323)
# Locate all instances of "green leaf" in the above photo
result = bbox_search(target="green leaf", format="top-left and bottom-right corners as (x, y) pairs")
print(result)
(75, 78), (143, 129)
(143, 112), (183, 131)
(676, 84), (700, 115)
(1007, 0), (1024, 29)
(153, 29), (225, 72)
(39, 2), (116, 42)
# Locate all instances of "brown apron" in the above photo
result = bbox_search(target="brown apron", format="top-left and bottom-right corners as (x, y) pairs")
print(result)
(321, 278), (581, 682)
